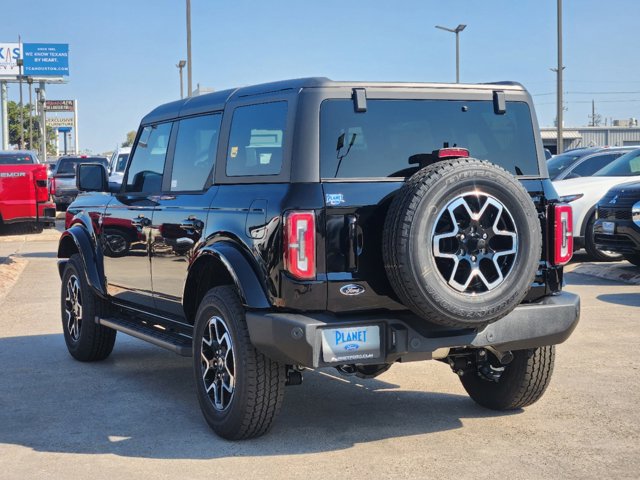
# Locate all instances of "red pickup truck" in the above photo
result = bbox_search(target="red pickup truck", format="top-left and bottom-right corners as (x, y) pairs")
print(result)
(0, 151), (56, 230)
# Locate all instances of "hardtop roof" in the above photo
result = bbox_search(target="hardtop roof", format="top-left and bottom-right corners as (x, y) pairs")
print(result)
(140, 77), (527, 125)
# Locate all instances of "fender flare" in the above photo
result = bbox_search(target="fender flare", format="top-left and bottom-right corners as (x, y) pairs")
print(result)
(579, 205), (597, 238)
(188, 242), (270, 309)
(57, 217), (107, 298)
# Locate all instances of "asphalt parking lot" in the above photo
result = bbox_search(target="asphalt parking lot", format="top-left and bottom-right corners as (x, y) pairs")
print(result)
(0, 223), (639, 480)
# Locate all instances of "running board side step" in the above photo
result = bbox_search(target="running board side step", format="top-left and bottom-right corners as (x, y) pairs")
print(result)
(97, 316), (193, 357)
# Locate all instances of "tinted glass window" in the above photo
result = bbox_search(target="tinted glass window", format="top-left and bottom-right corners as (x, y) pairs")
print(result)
(114, 153), (129, 173)
(547, 152), (585, 179)
(320, 99), (539, 178)
(569, 153), (619, 178)
(0, 153), (34, 164)
(57, 157), (108, 174)
(226, 102), (287, 177)
(170, 114), (221, 191)
(125, 123), (172, 192)
(595, 149), (640, 177)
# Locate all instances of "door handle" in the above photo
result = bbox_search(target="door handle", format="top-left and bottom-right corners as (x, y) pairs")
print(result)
(132, 215), (151, 228)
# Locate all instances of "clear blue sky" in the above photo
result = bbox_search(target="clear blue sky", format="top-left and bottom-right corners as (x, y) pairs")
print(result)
(4, 0), (640, 153)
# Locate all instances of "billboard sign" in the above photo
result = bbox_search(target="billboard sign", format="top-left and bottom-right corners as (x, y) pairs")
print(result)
(23, 43), (69, 76)
(46, 117), (74, 128)
(45, 100), (75, 112)
(0, 43), (21, 78)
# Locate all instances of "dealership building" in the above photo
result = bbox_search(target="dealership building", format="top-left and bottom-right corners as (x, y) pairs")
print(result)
(541, 125), (640, 154)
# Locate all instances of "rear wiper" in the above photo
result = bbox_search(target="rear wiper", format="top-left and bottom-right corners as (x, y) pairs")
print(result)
(334, 132), (357, 178)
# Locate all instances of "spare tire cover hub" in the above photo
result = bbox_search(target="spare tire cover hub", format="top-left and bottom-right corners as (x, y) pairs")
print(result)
(432, 191), (518, 294)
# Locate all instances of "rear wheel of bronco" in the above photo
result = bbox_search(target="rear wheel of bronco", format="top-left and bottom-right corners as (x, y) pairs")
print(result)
(60, 254), (116, 361)
(584, 214), (624, 261)
(459, 346), (555, 410)
(193, 286), (286, 440)
(383, 159), (541, 329)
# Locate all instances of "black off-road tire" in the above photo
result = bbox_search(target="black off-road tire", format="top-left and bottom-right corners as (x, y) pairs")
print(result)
(193, 286), (286, 440)
(60, 254), (116, 361)
(623, 254), (640, 267)
(460, 346), (555, 410)
(584, 214), (624, 262)
(383, 158), (541, 329)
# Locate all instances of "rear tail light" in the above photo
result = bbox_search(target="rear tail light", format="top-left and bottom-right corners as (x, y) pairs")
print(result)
(552, 203), (573, 265)
(50, 177), (56, 196)
(283, 211), (316, 280)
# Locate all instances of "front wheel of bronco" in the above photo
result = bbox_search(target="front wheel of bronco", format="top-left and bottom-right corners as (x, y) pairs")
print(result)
(60, 254), (116, 361)
(193, 286), (286, 440)
(459, 346), (555, 410)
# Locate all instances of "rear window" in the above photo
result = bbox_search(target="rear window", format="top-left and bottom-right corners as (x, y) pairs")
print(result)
(320, 99), (540, 179)
(0, 153), (34, 165)
(57, 157), (108, 174)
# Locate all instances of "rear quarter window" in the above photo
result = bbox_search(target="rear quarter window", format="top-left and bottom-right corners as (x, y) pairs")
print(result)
(320, 99), (540, 179)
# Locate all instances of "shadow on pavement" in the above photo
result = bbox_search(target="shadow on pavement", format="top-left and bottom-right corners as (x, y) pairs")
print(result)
(17, 251), (58, 258)
(596, 293), (640, 307)
(0, 333), (516, 459)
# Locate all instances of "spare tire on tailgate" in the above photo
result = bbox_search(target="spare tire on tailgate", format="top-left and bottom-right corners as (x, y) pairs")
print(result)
(383, 158), (541, 329)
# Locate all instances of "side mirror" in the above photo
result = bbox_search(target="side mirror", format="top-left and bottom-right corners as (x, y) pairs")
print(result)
(77, 163), (108, 192)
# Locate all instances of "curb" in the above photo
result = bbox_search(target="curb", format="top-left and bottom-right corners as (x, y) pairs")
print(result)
(0, 256), (28, 299)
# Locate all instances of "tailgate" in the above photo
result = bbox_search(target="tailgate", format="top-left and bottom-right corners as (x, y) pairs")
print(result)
(0, 166), (40, 221)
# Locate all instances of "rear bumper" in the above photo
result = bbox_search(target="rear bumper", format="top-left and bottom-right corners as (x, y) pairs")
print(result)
(37, 202), (57, 224)
(2, 201), (56, 225)
(245, 291), (581, 368)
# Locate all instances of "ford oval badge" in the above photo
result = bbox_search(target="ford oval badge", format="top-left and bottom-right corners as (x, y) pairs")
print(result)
(340, 284), (365, 296)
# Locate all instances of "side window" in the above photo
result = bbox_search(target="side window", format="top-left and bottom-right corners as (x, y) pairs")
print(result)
(226, 102), (287, 177)
(170, 113), (221, 191)
(125, 123), (172, 193)
(571, 153), (618, 177)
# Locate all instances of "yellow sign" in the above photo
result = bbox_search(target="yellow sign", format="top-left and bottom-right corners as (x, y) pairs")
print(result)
(230, 146), (238, 158)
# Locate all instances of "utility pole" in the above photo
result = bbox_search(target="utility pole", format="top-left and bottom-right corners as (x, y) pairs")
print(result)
(186, 0), (193, 97)
(73, 99), (79, 154)
(0, 81), (7, 150)
(588, 99), (601, 127)
(38, 81), (47, 162)
(17, 57), (24, 149)
(556, 0), (564, 153)
(27, 77), (33, 150)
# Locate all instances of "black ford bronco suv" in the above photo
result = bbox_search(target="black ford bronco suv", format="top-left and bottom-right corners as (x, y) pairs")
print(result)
(59, 78), (580, 440)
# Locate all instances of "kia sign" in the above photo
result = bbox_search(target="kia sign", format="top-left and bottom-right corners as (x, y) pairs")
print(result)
(45, 100), (75, 112)
(0, 43), (21, 77)
(23, 44), (69, 76)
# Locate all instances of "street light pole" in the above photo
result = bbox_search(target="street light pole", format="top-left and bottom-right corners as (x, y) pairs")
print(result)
(186, 0), (193, 97)
(27, 77), (33, 150)
(17, 58), (24, 149)
(556, 0), (564, 154)
(435, 24), (467, 83)
(177, 60), (186, 99)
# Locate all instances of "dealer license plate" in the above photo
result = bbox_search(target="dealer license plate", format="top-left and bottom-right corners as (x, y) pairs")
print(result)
(321, 325), (381, 363)
(602, 221), (615, 234)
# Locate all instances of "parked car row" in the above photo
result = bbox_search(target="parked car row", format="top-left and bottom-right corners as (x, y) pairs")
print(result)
(551, 147), (640, 266)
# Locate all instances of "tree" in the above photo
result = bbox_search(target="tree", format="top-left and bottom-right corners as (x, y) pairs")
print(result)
(7, 100), (56, 154)
(122, 130), (136, 147)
